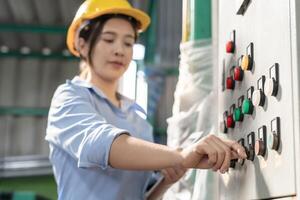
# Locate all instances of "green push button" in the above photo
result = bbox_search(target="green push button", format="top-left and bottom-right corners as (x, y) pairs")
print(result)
(234, 107), (243, 121)
(242, 99), (253, 114)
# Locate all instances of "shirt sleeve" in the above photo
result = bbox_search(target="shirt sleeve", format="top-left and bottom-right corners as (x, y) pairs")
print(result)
(45, 84), (129, 170)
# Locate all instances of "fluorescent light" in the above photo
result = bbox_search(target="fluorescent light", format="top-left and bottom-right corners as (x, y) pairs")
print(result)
(42, 47), (52, 55)
(0, 45), (9, 53)
(20, 46), (31, 54)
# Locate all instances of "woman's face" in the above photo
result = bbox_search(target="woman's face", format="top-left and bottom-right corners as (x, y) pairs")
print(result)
(89, 18), (135, 82)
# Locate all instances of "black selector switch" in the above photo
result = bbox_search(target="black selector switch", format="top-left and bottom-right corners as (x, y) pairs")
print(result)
(268, 117), (280, 151)
(230, 159), (238, 169)
(220, 120), (228, 134)
(255, 126), (267, 157)
(237, 0), (251, 15)
(247, 132), (255, 161)
(220, 111), (228, 134)
(237, 138), (245, 166)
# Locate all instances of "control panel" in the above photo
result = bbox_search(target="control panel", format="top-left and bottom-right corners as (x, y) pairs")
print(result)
(217, 0), (300, 199)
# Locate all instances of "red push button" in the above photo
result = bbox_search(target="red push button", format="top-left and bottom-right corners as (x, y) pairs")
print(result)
(227, 114), (235, 128)
(226, 77), (235, 90)
(226, 41), (235, 53)
(225, 30), (235, 54)
(234, 66), (243, 81)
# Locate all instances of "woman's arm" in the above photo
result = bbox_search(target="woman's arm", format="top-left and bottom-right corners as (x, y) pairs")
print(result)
(109, 134), (247, 171)
(109, 134), (184, 170)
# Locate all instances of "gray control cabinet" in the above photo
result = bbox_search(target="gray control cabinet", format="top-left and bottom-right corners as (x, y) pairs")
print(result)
(216, 0), (300, 199)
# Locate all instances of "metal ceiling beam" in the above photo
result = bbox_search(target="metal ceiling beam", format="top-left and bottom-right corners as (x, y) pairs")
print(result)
(0, 50), (77, 60)
(0, 107), (49, 116)
(0, 23), (67, 34)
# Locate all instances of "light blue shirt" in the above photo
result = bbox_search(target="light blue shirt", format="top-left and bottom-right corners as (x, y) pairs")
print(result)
(45, 76), (154, 200)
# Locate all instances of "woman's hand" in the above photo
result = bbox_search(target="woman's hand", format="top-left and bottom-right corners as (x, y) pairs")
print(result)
(180, 135), (247, 173)
(160, 166), (187, 186)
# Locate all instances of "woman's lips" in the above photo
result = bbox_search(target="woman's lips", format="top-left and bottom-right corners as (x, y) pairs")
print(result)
(109, 61), (124, 68)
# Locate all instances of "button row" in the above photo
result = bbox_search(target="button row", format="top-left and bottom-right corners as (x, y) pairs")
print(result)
(229, 117), (281, 169)
(226, 63), (279, 98)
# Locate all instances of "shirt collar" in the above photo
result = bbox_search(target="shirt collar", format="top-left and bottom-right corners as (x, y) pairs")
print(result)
(69, 76), (142, 113)
(70, 76), (106, 98)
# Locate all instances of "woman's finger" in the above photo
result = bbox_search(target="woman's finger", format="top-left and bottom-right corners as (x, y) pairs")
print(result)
(166, 168), (178, 181)
(205, 138), (225, 171)
(161, 169), (172, 181)
(211, 136), (231, 173)
(197, 137), (218, 168)
(223, 139), (247, 158)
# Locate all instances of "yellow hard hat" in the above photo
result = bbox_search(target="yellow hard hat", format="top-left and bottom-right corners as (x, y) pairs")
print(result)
(67, 0), (151, 57)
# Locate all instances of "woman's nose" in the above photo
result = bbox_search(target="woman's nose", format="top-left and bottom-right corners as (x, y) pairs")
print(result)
(113, 43), (125, 56)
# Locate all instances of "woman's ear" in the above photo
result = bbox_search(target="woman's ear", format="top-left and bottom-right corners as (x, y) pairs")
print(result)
(77, 38), (89, 58)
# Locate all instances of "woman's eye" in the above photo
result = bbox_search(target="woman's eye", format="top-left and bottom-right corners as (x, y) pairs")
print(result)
(125, 42), (133, 47)
(103, 39), (114, 43)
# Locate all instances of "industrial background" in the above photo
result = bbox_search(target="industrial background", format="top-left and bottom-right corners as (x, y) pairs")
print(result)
(1, 0), (300, 200)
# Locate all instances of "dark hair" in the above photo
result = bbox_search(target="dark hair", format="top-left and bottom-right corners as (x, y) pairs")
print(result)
(78, 14), (139, 66)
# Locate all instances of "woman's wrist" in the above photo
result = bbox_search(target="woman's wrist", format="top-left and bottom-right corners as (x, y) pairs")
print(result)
(160, 178), (173, 188)
(172, 147), (185, 168)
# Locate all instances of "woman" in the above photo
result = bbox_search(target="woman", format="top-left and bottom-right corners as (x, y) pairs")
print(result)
(45, 0), (247, 199)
